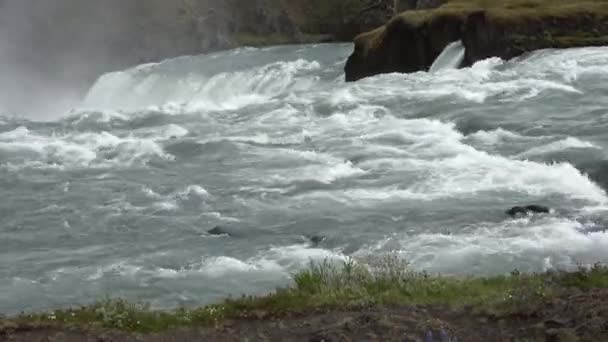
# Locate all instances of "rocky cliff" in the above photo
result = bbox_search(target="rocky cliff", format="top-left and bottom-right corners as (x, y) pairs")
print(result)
(345, 0), (608, 81)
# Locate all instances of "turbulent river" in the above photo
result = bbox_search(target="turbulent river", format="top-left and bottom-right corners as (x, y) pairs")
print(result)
(2, 43), (608, 313)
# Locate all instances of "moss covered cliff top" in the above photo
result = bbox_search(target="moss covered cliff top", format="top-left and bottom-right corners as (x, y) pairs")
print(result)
(393, 0), (608, 27)
(348, 0), (608, 81)
(445, 0), (608, 11)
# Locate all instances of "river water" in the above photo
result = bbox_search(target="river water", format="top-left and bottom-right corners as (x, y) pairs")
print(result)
(1, 43), (608, 313)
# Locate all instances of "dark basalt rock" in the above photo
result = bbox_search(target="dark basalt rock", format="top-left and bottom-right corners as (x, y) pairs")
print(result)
(307, 235), (326, 246)
(208, 226), (231, 236)
(345, 3), (608, 82)
(506, 205), (550, 217)
(345, 8), (465, 81)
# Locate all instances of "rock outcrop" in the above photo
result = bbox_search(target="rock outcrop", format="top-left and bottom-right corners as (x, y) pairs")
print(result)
(506, 205), (550, 217)
(324, 0), (447, 41)
(337, 0), (398, 41)
(345, 1), (608, 81)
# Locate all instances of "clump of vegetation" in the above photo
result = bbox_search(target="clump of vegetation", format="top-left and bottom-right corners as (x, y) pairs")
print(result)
(405, 0), (608, 21)
(432, 0), (608, 11)
(3, 257), (608, 333)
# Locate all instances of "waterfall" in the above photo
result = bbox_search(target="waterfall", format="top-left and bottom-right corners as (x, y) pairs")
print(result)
(429, 40), (466, 73)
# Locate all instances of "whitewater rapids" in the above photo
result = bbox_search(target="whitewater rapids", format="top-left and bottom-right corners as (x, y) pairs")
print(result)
(1, 43), (608, 313)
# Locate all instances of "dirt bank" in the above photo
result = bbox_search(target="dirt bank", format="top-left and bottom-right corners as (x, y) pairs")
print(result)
(3, 263), (608, 341)
(2, 288), (608, 341)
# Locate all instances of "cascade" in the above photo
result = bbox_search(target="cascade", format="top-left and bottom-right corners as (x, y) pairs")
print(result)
(429, 40), (466, 73)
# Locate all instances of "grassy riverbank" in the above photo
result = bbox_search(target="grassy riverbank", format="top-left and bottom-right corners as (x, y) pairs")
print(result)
(2, 257), (608, 341)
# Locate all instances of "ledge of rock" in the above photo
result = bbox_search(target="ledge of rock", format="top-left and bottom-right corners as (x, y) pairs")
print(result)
(345, 1), (608, 82)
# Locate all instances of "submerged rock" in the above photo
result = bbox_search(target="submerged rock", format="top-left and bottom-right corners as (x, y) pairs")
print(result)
(345, 1), (608, 81)
(307, 235), (326, 246)
(208, 226), (231, 237)
(506, 205), (550, 217)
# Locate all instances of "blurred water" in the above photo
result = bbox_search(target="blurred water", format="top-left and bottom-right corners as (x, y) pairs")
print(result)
(1, 43), (608, 313)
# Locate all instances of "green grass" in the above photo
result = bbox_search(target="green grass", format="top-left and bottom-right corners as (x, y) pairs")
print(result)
(3, 257), (608, 333)
(354, 0), (608, 58)
(395, 0), (608, 24)
(431, 0), (608, 12)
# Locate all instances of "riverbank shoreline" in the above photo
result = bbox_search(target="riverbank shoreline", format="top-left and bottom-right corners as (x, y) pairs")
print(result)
(2, 261), (607, 341)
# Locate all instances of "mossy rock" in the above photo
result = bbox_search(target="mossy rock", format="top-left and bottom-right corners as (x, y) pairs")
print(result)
(345, 0), (608, 81)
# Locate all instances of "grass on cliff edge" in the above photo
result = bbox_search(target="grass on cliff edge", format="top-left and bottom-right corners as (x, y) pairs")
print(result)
(394, 0), (608, 26)
(3, 256), (608, 334)
(353, 0), (608, 55)
(444, 0), (608, 9)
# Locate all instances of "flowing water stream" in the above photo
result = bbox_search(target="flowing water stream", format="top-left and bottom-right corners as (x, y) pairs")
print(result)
(1, 43), (608, 313)
(429, 40), (466, 73)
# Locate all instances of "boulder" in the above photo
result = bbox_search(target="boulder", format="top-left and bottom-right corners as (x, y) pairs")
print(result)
(506, 205), (550, 217)
(306, 235), (326, 246)
(462, 8), (608, 65)
(208, 226), (231, 236)
(345, 1), (608, 81)
(345, 9), (465, 81)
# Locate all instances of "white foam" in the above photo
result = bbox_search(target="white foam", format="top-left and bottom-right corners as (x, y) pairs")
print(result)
(351, 155), (606, 203)
(284, 115), (607, 204)
(83, 261), (198, 281)
(177, 185), (211, 199)
(142, 187), (164, 199)
(82, 58), (321, 112)
(142, 185), (211, 210)
(257, 244), (346, 270)
(512, 46), (608, 82)
(67, 110), (130, 125)
(0, 126), (177, 170)
(152, 201), (179, 211)
(518, 137), (599, 157)
(202, 212), (241, 223)
(78, 243), (345, 283)
(176, 245), (344, 279)
(350, 53), (581, 104)
(468, 128), (528, 145)
(429, 40), (466, 73)
(197, 256), (282, 277)
(85, 262), (144, 281)
(133, 124), (189, 140)
(270, 160), (365, 185)
(359, 216), (608, 274)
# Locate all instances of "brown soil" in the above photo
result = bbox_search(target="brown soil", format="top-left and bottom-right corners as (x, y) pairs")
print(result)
(2, 289), (607, 342)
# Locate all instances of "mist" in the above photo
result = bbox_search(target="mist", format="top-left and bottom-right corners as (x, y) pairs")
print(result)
(0, 1), (88, 119)
(0, 0), (359, 120)
(0, 0), (202, 120)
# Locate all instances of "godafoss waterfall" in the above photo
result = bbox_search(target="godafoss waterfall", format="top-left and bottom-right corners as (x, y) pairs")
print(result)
(2, 43), (608, 314)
